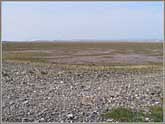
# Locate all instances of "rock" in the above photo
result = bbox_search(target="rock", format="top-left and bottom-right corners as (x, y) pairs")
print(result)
(23, 100), (28, 104)
(80, 96), (95, 106)
(2, 72), (9, 77)
(154, 101), (160, 105)
(97, 87), (101, 90)
(21, 71), (26, 74)
(67, 113), (74, 120)
(145, 117), (150, 121)
(106, 118), (113, 122)
(29, 70), (35, 74)
(60, 81), (64, 84)
(40, 118), (45, 121)
(41, 71), (48, 75)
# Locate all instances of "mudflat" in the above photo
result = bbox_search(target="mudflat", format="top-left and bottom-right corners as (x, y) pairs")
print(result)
(2, 42), (163, 65)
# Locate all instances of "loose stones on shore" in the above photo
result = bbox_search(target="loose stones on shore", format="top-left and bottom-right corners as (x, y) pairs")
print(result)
(2, 62), (163, 122)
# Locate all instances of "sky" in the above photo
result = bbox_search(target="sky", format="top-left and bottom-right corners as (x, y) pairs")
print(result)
(2, 2), (164, 41)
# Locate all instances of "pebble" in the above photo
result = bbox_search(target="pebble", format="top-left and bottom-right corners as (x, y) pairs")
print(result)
(23, 100), (28, 104)
(67, 113), (74, 119)
(106, 118), (113, 122)
(145, 117), (150, 121)
(60, 81), (64, 84)
(40, 118), (45, 121)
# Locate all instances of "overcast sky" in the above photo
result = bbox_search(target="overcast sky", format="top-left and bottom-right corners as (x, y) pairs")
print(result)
(2, 2), (163, 41)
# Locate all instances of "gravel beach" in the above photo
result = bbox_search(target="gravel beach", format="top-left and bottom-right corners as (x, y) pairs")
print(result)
(2, 62), (163, 122)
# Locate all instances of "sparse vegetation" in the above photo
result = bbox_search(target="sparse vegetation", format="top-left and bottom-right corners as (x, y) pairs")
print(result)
(149, 106), (163, 122)
(2, 42), (163, 65)
(101, 106), (163, 122)
(102, 107), (145, 122)
(3, 51), (48, 63)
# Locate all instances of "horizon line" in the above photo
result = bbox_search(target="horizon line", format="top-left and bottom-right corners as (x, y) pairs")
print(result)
(2, 40), (163, 43)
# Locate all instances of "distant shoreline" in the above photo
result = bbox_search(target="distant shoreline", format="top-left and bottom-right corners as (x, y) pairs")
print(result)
(1, 40), (163, 43)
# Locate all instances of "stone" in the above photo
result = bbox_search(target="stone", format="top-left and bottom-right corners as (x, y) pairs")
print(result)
(67, 113), (74, 120)
(81, 96), (95, 106)
(145, 117), (150, 121)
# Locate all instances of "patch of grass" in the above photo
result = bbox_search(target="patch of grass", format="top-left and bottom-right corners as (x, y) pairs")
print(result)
(3, 52), (48, 63)
(101, 106), (163, 122)
(149, 106), (163, 122)
(56, 64), (162, 73)
(101, 107), (145, 122)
